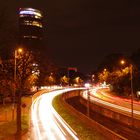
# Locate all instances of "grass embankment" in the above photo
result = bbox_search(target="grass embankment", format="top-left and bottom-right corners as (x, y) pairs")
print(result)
(0, 96), (32, 139)
(52, 95), (105, 140)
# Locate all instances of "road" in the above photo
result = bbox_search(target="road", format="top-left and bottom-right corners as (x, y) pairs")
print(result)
(29, 88), (79, 140)
(82, 87), (140, 119)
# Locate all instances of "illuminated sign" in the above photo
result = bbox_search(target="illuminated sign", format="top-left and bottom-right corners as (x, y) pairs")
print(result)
(68, 67), (77, 72)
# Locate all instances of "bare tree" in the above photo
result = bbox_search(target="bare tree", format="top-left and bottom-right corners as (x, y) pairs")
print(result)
(14, 49), (38, 138)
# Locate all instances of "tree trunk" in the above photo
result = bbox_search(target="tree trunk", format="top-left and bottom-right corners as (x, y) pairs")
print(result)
(16, 90), (21, 140)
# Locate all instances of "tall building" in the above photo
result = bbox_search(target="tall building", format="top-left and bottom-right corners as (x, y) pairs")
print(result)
(18, 8), (43, 46)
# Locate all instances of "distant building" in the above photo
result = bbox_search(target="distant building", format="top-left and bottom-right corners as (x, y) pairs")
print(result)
(18, 8), (43, 46)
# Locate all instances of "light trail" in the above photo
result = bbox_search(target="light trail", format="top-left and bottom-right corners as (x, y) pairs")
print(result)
(30, 88), (81, 140)
(82, 87), (140, 118)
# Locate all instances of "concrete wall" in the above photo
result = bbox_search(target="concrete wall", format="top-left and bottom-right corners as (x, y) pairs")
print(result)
(79, 94), (140, 130)
(62, 90), (127, 140)
(62, 89), (140, 130)
(62, 90), (81, 99)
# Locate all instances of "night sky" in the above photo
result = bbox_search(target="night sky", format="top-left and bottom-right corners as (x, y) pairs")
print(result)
(1, 0), (140, 73)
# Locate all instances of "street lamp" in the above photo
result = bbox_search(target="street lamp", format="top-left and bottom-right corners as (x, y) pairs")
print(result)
(120, 60), (134, 127)
(14, 48), (24, 139)
(13, 48), (23, 119)
(13, 48), (23, 107)
(85, 83), (90, 117)
(120, 60), (125, 65)
(130, 64), (134, 127)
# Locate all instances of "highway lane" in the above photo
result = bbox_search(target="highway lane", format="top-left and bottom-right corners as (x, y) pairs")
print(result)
(82, 87), (140, 119)
(30, 88), (79, 140)
(96, 89), (140, 111)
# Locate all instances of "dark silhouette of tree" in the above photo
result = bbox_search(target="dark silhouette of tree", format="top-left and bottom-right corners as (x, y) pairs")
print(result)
(0, 59), (14, 104)
(55, 68), (68, 85)
(130, 48), (140, 92)
(97, 53), (127, 72)
(37, 56), (57, 87)
(96, 51), (140, 97)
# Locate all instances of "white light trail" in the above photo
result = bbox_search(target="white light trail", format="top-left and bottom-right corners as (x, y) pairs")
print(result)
(82, 88), (140, 117)
(31, 88), (81, 140)
(31, 97), (42, 140)
(91, 96), (140, 115)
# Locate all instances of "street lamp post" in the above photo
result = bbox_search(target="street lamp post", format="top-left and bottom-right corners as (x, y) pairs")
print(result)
(120, 60), (134, 127)
(13, 50), (17, 106)
(67, 68), (70, 86)
(12, 50), (17, 120)
(14, 48), (23, 139)
(85, 83), (90, 117)
(130, 64), (134, 127)
(14, 49), (22, 104)
(12, 48), (22, 120)
(87, 88), (90, 117)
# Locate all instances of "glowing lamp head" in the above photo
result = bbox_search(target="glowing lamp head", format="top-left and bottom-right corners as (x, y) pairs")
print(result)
(137, 91), (140, 96)
(120, 60), (125, 65)
(18, 48), (23, 53)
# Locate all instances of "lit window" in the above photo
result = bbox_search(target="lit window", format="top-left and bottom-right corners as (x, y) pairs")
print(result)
(22, 20), (42, 28)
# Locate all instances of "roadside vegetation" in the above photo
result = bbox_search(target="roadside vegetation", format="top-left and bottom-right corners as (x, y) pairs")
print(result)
(52, 94), (106, 140)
